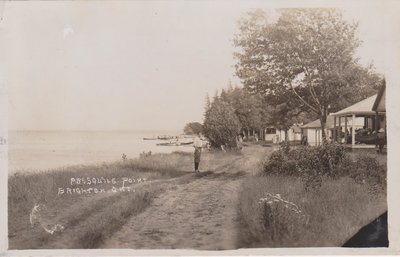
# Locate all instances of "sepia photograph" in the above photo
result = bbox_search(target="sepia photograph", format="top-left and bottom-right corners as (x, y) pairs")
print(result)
(0, 0), (399, 254)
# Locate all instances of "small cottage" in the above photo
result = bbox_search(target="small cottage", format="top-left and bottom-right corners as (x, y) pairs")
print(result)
(275, 124), (303, 144)
(301, 116), (334, 146)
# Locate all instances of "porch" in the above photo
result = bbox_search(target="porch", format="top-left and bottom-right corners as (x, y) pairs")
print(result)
(331, 94), (386, 148)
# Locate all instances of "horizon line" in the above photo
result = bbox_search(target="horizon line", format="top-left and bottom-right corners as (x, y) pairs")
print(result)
(8, 128), (184, 132)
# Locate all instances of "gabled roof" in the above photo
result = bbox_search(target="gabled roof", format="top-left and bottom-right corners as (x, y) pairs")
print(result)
(372, 82), (386, 112)
(332, 94), (378, 116)
(302, 115), (335, 129)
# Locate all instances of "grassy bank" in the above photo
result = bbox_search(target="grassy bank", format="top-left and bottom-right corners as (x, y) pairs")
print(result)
(8, 151), (194, 249)
(237, 149), (387, 247)
(9, 143), (387, 249)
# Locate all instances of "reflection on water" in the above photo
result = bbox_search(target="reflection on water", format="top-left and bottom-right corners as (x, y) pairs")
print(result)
(9, 130), (192, 174)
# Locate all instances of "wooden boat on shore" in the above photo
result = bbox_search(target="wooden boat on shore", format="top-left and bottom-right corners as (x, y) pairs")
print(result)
(157, 135), (176, 140)
(143, 135), (177, 140)
(143, 137), (157, 140)
(157, 142), (178, 146)
(157, 140), (193, 146)
(180, 141), (193, 145)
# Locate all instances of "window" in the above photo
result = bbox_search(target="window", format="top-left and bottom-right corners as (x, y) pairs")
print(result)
(266, 128), (276, 134)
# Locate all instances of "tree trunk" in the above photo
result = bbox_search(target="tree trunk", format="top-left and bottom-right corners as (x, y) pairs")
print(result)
(320, 109), (328, 145)
(320, 111), (333, 172)
(284, 129), (288, 142)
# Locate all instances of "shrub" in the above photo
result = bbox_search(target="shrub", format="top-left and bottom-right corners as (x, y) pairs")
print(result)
(264, 143), (347, 177)
(258, 193), (308, 243)
(341, 154), (386, 194)
(279, 141), (291, 154)
(263, 143), (386, 192)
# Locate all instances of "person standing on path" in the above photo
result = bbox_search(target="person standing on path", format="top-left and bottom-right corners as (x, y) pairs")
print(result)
(193, 134), (203, 172)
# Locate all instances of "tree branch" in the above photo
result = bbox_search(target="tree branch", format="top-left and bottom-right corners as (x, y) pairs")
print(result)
(294, 51), (321, 109)
(289, 83), (319, 114)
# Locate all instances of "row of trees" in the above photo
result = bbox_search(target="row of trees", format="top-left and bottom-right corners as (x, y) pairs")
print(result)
(202, 85), (316, 148)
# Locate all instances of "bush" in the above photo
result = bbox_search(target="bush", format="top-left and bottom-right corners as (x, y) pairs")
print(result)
(264, 143), (347, 177)
(263, 143), (386, 192)
(341, 154), (386, 194)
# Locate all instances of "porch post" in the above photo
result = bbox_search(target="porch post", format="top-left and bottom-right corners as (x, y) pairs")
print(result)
(338, 116), (341, 143)
(352, 114), (356, 146)
(344, 116), (348, 145)
(333, 116), (337, 142)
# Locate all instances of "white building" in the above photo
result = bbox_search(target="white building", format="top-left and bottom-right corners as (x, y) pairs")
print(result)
(302, 116), (334, 146)
(275, 124), (303, 143)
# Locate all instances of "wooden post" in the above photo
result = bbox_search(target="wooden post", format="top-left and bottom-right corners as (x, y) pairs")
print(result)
(375, 113), (379, 148)
(344, 116), (348, 145)
(338, 116), (342, 143)
(352, 114), (356, 146)
(333, 116), (337, 142)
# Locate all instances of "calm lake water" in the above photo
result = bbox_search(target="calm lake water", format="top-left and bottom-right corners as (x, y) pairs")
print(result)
(8, 130), (193, 174)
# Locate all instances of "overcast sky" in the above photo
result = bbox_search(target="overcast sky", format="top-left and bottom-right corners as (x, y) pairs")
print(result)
(0, 1), (396, 131)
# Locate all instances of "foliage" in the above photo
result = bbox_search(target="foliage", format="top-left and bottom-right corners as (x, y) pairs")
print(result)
(263, 144), (386, 192)
(345, 154), (387, 194)
(257, 193), (308, 244)
(203, 99), (241, 149)
(221, 86), (265, 132)
(264, 143), (347, 176)
(203, 84), (318, 142)
(183, 122), (204, 135)
(234, 9), (383, 141)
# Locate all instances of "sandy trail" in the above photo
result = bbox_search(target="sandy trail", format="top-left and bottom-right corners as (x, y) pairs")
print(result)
(102, 147), (267, 250)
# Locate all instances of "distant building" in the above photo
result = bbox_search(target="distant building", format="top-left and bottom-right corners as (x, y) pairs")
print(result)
(263, 127), (277, 141)
(275, 124), (303, 143)
(302, 116), (335, 146)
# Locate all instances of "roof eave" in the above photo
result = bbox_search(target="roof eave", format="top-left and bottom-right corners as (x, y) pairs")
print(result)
(332, 111), (384, 116)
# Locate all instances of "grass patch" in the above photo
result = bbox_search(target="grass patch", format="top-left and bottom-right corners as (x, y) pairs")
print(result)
(71, 183), (165, 249)
(8, 151), (193, 249)
(237, 148), (387, 247)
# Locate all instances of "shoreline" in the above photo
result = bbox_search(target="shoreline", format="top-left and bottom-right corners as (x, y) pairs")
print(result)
(8, 149), (194, 176)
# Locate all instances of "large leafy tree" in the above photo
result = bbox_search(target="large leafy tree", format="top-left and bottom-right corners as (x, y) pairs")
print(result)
(234, 8), (382, 142)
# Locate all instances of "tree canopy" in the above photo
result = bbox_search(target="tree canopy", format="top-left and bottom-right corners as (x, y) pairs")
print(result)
(183, 122), (204, 135)
(234, 8), (383, 141)
(203, 98), (241, 148)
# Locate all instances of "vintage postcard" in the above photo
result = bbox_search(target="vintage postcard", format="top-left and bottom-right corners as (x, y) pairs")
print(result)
(0, 0), (399, 255)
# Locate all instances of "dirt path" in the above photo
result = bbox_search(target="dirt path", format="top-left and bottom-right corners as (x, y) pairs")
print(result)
(102, 146), (269, 250)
